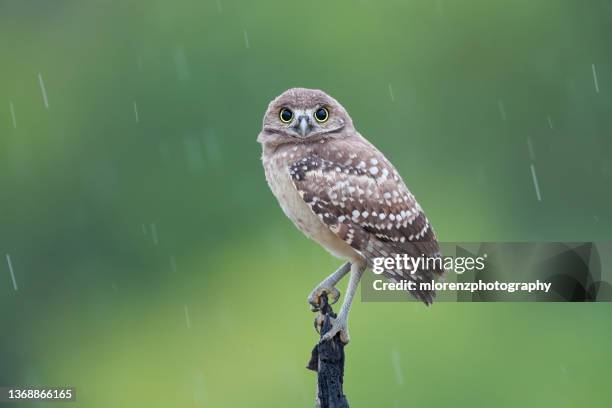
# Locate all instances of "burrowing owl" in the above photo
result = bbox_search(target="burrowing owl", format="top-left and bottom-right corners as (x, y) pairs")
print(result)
(258, 88), (441, 343)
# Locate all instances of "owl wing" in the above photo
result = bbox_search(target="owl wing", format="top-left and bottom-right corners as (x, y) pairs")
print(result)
(289, 153), (442, 304)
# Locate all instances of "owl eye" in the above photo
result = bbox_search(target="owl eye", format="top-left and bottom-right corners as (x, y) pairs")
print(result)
(314, 107), (329, 123)
(279, 108), (293, 123)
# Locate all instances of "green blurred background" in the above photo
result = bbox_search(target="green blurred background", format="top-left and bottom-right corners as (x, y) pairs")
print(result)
(1, 0), (611, 406)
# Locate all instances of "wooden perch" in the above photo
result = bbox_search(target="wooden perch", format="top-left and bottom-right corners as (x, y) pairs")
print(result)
(307, 293), (350, 408)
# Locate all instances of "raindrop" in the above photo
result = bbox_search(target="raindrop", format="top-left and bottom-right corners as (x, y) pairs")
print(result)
(38, 73), (49, 109)
(530, 164), (542, 202)
(141, 223), (148, 235)
(526, 137), (536, 160)
(547, 115), (554, 130)
(391, 348), (404, 385)
(388, 84), (395, 102)
(591, 64), (600, 93)
(133, 101), (140, 123)
(193, 370), (207, 404)
(497, 99), (507, 121)
(174, 46), (191, 81)
(9, 101), (17, 128)
(184, 304), (192, 329)
(243, 29), (250, 49)
(215, 0), (223, 13)
(6, 254), (18, 291)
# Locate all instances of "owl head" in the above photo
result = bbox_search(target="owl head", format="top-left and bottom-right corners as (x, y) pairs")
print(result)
(258, 88), (354, 146)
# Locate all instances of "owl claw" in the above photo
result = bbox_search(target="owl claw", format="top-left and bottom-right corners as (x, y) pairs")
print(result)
(308, 286), (341, 311)
(320, 314), (350, 344)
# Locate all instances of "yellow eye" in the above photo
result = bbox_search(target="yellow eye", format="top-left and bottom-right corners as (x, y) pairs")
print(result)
(314, 107), (329, 123)
(279, 108), (293, 123)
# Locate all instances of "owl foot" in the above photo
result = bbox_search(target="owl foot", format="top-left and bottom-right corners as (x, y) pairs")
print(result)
(320, 313), (350, 344)
(308, 286), (340, 311)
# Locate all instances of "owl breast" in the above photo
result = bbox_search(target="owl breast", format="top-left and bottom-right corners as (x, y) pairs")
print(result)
(262, 149), (362, 263)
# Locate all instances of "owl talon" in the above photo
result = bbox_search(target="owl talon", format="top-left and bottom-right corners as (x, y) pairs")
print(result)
(308, 286), (341, 311)
(320, 314), (350, 344)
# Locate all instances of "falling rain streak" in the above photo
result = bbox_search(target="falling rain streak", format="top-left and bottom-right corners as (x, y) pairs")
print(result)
(9, 101), (17, 128)
(38, 73), (49, 108)
(184, 305), (192, 329)
(388, 84), (395, 102)
(174, 47), (191, 81)
(530, 164), (542, 202)
(243, 29), (250, 49)
(497, 99), (507, 121)
(216, 0), (222, 13)
(391, 348), (404, 385)
(547, 115), (554, 129)
(527, 138), (536, 160)
(591, 64), (600, 93)
(6, 254), (18, 291)
(133, 101), (140, 123)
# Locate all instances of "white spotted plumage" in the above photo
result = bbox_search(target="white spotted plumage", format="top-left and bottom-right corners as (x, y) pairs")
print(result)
(258, 88), (442, 343)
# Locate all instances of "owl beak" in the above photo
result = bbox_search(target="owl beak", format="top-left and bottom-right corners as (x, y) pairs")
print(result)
(296, 115), (311, 137)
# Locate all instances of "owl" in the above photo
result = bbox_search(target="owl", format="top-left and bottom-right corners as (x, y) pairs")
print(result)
(258, 88), (442, 343)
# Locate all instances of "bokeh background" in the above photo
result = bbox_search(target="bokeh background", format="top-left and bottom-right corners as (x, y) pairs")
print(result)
(1, 0), (611, 407)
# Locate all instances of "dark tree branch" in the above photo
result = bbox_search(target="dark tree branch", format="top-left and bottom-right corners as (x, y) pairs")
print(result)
(306, 293), (349, 408)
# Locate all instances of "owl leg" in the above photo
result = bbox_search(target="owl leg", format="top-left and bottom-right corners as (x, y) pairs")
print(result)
(308, 262), (351, 311)
(320, 261), (366, 344)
